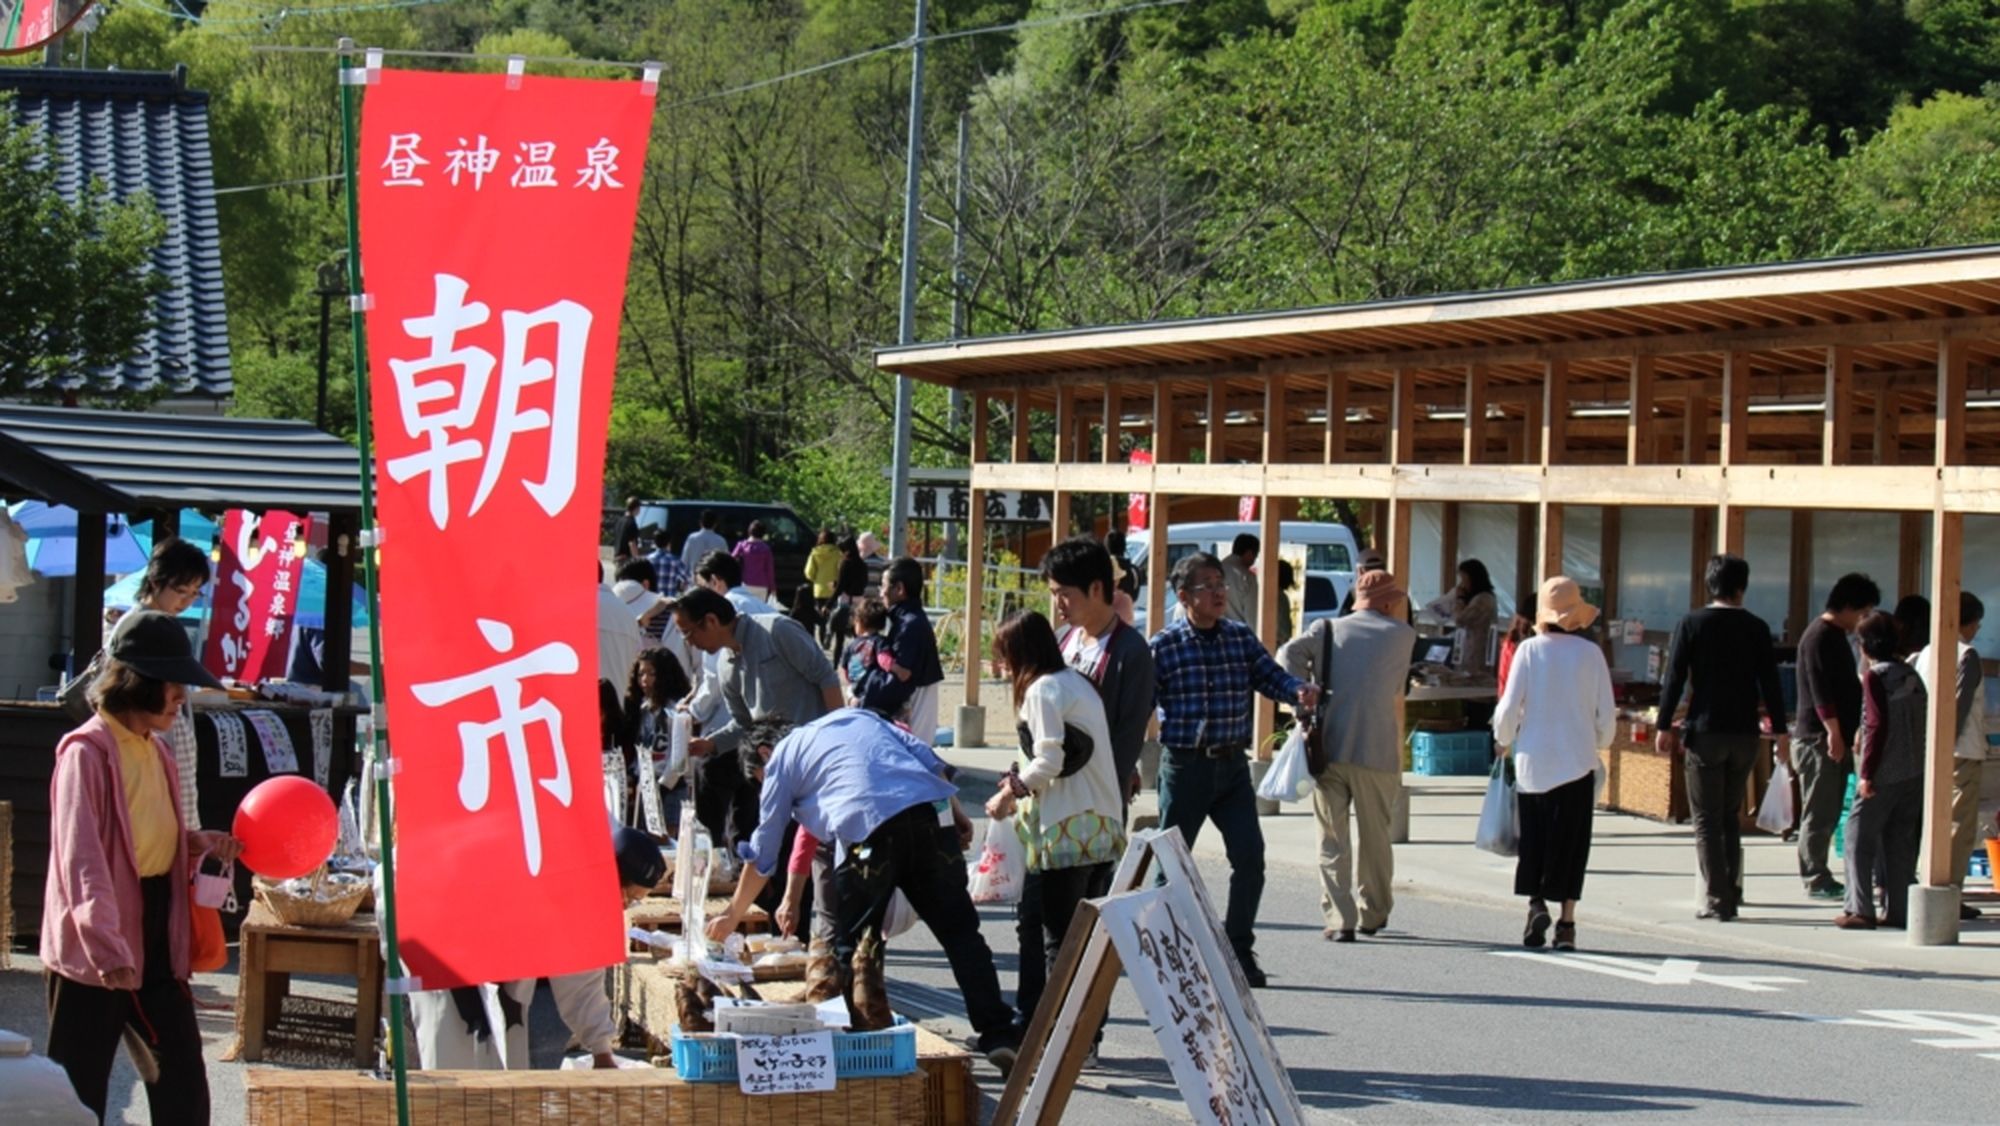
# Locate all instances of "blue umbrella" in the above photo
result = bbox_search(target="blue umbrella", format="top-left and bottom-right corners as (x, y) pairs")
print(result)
(8, 501), (152, 576)
(102, 557), (371, 628)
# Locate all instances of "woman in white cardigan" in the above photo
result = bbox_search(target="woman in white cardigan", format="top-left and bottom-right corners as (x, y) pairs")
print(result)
(1492, 577), (1617, 952)
(986, 610), (1126, 1029)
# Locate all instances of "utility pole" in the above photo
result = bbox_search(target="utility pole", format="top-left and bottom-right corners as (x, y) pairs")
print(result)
(942, 107), (970, 561)
(888, 0), (928, 557)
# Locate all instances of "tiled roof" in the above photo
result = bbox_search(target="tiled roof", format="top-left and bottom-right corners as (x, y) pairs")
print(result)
(2, 66), (231, 398)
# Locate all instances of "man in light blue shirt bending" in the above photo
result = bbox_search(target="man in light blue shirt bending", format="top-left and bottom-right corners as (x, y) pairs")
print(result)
(708, 709), (1022, 1070)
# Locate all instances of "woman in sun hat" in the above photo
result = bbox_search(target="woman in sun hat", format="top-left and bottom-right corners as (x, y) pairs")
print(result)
(1491, 577), (1616, 952)
(43, 610), (243, 1123)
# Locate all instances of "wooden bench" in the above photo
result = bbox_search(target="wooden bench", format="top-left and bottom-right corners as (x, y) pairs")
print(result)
(243, 1064), (927, 1123)
(235, 901), (383, 1068)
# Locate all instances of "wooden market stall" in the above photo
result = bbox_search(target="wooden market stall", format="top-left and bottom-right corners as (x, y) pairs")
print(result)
(878, 243), (2000, 943)
(0, 404), (368, 943)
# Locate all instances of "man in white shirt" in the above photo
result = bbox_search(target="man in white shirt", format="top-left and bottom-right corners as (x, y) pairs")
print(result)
(596, 559), (643, 707)
(1914, 590), (1989, 921)
(680, 508), (728, 574)
(1221, 533), (1259, 625)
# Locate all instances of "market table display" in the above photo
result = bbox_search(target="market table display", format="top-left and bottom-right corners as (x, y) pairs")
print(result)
(627, 894), (771, 940)
(234, 901), (384, 1068)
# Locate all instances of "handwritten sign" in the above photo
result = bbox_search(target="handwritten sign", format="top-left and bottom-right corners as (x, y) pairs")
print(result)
(733, 1030), (836, 1095)
(1098, 888), (1271, 1125)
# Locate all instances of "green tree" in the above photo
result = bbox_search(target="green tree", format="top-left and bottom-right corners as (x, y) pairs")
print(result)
(0, 97), (167, 399)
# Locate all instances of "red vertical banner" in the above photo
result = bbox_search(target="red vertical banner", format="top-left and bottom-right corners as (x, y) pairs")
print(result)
(357, 69), (652, 989)
(202, 509), (310, 684)
(1127, 448), (1154, 531)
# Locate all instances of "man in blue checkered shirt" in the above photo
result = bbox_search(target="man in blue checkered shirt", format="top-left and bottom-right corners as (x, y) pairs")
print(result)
(647, 531), (693, 596)
(1150, 551), (1319, 987)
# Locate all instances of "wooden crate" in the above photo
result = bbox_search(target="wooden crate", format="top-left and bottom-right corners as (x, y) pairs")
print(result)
(244, 1065), (927, 1124)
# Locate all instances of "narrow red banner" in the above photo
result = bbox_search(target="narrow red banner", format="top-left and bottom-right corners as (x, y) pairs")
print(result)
(358, 68), (653, 990)
(202, 509), (309, 685)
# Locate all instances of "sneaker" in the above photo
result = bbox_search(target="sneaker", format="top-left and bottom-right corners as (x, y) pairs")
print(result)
(1552, 921), (1576, 951)
(1358, 925), (1384, 936)
(1324, 927), (1355, 943)
(1235, 950), (1269, 988)
(985, 1044), (1018, 1078)
(1807, 883), (1846, 900)
(1523, 900), (1552, 949)
(1961, 903), (1983, 921)
(1696, 906), (1738, 922)
(1833, 912), (1877, 930)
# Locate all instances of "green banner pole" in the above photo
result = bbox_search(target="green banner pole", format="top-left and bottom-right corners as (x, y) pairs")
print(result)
(334, 36), (412, 1125)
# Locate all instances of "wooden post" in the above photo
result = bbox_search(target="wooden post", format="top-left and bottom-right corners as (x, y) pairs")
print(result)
(1521, 396), (1543, 465)
(1921, 510), (1964, 891)
(1683, 390), (1708, 465)
(1537, 503), (1564, 586)
(1600, 506), (1623, 622)
(1823, 346), (1853, 467)
(1012, 389), (1033, 463)
(1388, 499), (1414, 594)
(1465, 364), (1488, 465)
(1719, 506), (1746, 557)
(1262, 377), (1284, 465)
(1052, 386), (1076, 544)
(1206, 381), (1224, 465)
(1325, 373), (1348, 464)
(1690, 509), (1715, 610)
(1153, 382), (1173, 463)
(971, 393), (990, 464)
(1102, 381), (1120, 464)
(1720, 351), (1750, 468)
(1254, 495), (1282, 758)
(1146, 495), (1169, 639)
(1542, 359), (1568, 468)
(1370, 501), (1389, 553)
(323, 511), (358, 693)
(1788, 509), (1813, 643)
(1898, 513), (1924, 601)
(1440, 502), (1461, 596)
(1875, 390), (1900, 466)
(70, 512), (107, 677)
(964, 487), (987, 709)
(1938, 337), (1968, 467)
(1627, 355), (1654, 466)
(1515, 504), (1537, 609)
(1391, 368), (1417, 466)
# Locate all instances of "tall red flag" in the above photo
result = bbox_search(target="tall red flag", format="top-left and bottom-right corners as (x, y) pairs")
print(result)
(357, 68), (652, 989)
(202, 509), (310, 684)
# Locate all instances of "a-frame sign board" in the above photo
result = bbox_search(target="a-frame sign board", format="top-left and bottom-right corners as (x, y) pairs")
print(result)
(994, 829), (1305, 1125)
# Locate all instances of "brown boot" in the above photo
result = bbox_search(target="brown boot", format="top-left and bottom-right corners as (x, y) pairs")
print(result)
(845, 931), (893, 1031)
(804, 938), (842, 1003)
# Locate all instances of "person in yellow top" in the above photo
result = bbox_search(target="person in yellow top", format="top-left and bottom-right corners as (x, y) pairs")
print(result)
(43, 610), (243, 1123)
(804, 529), (844, 642)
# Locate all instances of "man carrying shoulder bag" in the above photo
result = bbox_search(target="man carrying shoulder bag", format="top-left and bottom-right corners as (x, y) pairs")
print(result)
(1279, 570), (1416, 943)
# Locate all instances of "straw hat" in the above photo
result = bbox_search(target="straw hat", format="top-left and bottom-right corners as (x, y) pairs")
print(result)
(1352, 569), (1406, 614)
(1536, 576), (1599, 632)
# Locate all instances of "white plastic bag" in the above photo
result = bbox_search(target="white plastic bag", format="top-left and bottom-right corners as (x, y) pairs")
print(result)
(1255, 727), (1313, 803)
(967, 816), (1026, 905)
(662, 711), (692, 789)
(883, 890), (920, 939)
(1474, 759), (1519, 857)
(1755, 760), (1796, 836)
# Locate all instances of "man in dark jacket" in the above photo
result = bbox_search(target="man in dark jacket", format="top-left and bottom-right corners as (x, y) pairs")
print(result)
(857, 557), (945, 742)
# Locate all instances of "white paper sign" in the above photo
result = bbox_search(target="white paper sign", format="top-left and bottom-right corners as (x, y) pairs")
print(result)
(1097, 884), (1277, 1125)
(602, 750), (626, 828)
(636, 740), (667, 835)
(245, 710), (298, 775)
(211, 711), (250, 777)
(732, 1030), (836, 1095)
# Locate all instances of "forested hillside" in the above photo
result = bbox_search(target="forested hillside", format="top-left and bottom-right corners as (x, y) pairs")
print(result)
(56, 0), (2000, 525)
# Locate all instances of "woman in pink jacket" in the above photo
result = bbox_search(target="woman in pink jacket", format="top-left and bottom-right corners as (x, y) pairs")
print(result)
(42, 610), (241, 1123)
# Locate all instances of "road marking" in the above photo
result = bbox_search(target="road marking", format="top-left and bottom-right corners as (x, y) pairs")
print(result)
(1836, 1010), (2000, 1052)
(1491, 951), (1805, 992)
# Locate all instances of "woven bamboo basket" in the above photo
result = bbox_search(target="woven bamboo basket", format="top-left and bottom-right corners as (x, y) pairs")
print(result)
(254, 873), (369, 927)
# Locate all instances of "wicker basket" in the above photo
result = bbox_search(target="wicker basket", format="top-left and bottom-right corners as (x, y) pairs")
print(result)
(254, 874), (369, 927)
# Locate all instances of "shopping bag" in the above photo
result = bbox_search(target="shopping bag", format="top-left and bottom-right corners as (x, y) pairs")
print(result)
(883, 890), (920, 939)
(1256, 727), (1313, 804)
(189, 901), (227, 973)
(1755, 760), (1796, 836)
(967, 816), (1026, 905)
(1474, 758), (1519, 857)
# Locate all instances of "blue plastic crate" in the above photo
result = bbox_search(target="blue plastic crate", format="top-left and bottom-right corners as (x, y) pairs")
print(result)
(668, 1018), (917, 1082)
(1411, 729), (1492, 776)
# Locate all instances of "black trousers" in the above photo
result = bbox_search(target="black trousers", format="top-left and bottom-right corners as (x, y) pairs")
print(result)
(1013, 861), (1116, 1029)
(693, 748), (760, 853)
(1515, 772), (1595, 903)
(45, 875), (210, 1125)
(833, 803), (1017, 1050)
(1686, 732), (1759, 913)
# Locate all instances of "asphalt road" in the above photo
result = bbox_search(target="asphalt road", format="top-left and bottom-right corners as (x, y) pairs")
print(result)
(879, 850), (2000, 1124)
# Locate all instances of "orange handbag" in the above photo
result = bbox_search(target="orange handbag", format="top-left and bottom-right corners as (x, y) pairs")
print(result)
(189, 902), (227, 973)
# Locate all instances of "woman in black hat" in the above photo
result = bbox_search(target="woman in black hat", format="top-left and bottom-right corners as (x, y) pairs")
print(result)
(42, 609), (242, 1123)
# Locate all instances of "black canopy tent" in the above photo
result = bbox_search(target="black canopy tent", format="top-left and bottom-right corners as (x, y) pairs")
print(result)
(0, 403), (366, 688)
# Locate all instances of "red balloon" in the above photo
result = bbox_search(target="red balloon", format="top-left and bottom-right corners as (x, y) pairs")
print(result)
(232, 776), (338, 880)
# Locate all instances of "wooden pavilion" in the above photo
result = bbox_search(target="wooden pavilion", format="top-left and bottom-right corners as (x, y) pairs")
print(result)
(877, 243), (2000, 944)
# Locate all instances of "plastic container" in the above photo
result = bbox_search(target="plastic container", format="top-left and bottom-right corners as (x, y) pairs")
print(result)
(668, 1018), (917, 1082)
(1410, 730), (1493, 776)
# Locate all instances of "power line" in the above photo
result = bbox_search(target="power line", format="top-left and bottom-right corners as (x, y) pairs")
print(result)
(213, 172), (342, 195)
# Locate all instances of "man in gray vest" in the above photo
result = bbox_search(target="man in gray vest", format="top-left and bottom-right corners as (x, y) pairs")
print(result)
(1279, 569), (1415, 942)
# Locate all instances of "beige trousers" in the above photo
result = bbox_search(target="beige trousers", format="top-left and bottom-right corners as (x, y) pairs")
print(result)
(1312, 763), (1400, 931)
(1952, 756), (1986, 890)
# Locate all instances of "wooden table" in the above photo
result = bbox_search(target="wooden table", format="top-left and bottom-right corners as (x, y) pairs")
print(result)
(236, 902), (383, 1068)
(627, 895), (771, 940)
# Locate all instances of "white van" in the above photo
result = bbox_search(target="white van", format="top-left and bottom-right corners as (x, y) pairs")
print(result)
(1126, 520), (1361, 635)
